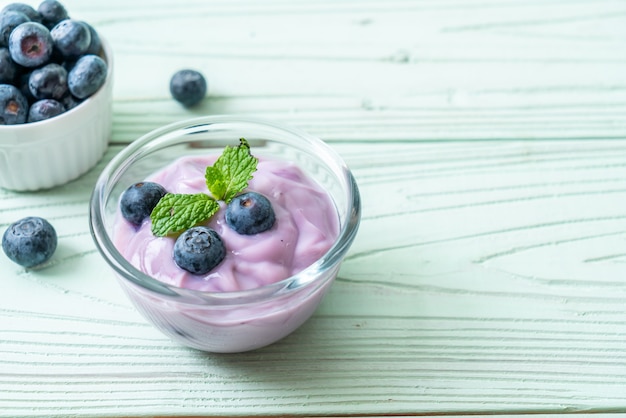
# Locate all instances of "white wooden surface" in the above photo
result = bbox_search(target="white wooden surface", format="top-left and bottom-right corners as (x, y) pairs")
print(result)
(1, 0), (626, 417)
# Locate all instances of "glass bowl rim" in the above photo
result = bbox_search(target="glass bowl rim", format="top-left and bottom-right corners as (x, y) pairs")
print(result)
(89, 115), (361, 306)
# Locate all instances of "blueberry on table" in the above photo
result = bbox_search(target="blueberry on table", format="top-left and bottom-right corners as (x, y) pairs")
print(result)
(28, 98), (64, 122)
(0, 10), (30, 47)
(67, 54), (107, 99)
(2, 216), (57, 268)
(173, 226), (226, 275)
(0, 47), (16, 83)
(37, 0), (69, 29)
(29, 62), (68, 100)
(0, 83), (28, 124)
(169, 69), (207, 107)
(8, 21), (53, 67)
(225, 192), (276, 235)
(120, 182), (167, 226)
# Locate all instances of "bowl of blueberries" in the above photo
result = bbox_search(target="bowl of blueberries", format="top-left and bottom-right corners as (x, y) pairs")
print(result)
(0, 1), (113, 191)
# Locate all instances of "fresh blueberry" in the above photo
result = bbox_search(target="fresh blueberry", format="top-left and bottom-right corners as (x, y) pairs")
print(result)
(0, 83), (28, 124)
(60, 91), (81, 110)
(8, 21), (53, 67)
(27, 98), (64, 122)
(225, 192), (276, 235)
(169, 69), (207, 107)
(0, 47), (16, 83)
(120, 182), (167, 226)
(81, 21), (101, 55)
(67, 53), (106, 99)
(37, 0), (68, 29)
(28, 62), (67, 100)
(2, 216), (57, 268)
(173, 226), (225, 275)
(0, 10), (30, 47)
(1, 3), (41, 24)
(50, 19), (90, 60)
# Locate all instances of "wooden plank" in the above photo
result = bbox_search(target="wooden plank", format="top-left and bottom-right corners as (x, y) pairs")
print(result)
(1, 140), (626, 416)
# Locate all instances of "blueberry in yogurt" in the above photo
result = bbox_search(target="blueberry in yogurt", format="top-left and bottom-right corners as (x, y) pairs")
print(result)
(120, 182), (168, 226)
(173, 226), (226, 275)
(226, 191), (276, 235)
(2, 216), (57, 268)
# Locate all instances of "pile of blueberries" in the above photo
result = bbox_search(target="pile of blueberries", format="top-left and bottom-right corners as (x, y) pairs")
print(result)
(0, 1), (107, 124)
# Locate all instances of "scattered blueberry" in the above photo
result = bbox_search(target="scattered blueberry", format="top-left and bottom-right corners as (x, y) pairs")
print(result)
(169, 69), (207, 107)
(67, 53), (106, 99)
(28, 62), (67, 100)
(8, 21), (53, 67)
(173, 226), (226, 275)
(50, 19), (90, 60)
(1, 3), (41, 23)
(225, 192), (276, 235)
(0, 47), (16, 83)
(120, 182), (168, 226)
(60, 91), (81, 110)
(27, 98), (64, 122)
(37, 0), (68, 29)
(0, 83), (28, 124)
(2, 216), (57, 268)
(0, 10), (30, 47)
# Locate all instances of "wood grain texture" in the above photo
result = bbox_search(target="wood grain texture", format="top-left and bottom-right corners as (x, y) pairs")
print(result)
(1, 0), (626, 417)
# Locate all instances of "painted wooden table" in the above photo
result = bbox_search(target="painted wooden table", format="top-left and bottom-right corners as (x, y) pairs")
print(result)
(1, 0), (626, 417)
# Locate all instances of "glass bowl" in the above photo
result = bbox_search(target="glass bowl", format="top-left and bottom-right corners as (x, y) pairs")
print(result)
(89, 116), (361, 353)
(0, 38), (113, 191)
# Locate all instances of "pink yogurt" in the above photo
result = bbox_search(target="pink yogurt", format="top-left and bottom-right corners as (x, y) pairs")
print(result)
(113, 154), (339, 293)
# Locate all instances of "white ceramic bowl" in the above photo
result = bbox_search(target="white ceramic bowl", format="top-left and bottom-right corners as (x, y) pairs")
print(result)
(0, 39), (113, 191)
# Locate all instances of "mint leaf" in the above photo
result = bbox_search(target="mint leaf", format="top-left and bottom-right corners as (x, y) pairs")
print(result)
(205, 138), (258, 203)
(150, 193), (219, 237)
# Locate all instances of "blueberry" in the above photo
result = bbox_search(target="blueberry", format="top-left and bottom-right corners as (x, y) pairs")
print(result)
(2, 216), (57, 268)
(37, 0), (69, 29)
(8, 21), (53, 67)
(169, 69), (207, 107)
(28, 62), (67, 100)
(0, 10), (30, 47)
(225, 192), (276, 235)
(1, 3), (41, 24)
(0, 83), (28, 124)
(173, 226), (225, 275)
(120, 182), (167, 226)
(27, 98), (64, 122)
(67, 53), (106, 99)
(50, 19), (90, 60)
(0, 47), (16, 83)
(81, 21), (101, 55)
(60, 91), (81, 110)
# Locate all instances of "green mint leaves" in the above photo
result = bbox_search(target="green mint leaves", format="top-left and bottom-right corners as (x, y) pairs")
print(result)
(150, 139), (258, 237)
(205, 138), (258, 202)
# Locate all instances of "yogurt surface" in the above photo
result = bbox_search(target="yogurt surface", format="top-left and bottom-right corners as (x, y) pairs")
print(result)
(113, 154), (339, 292)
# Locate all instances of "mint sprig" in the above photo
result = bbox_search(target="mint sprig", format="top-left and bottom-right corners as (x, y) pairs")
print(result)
(205, 138), (258, 203)
(150, 139), (258, 237)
